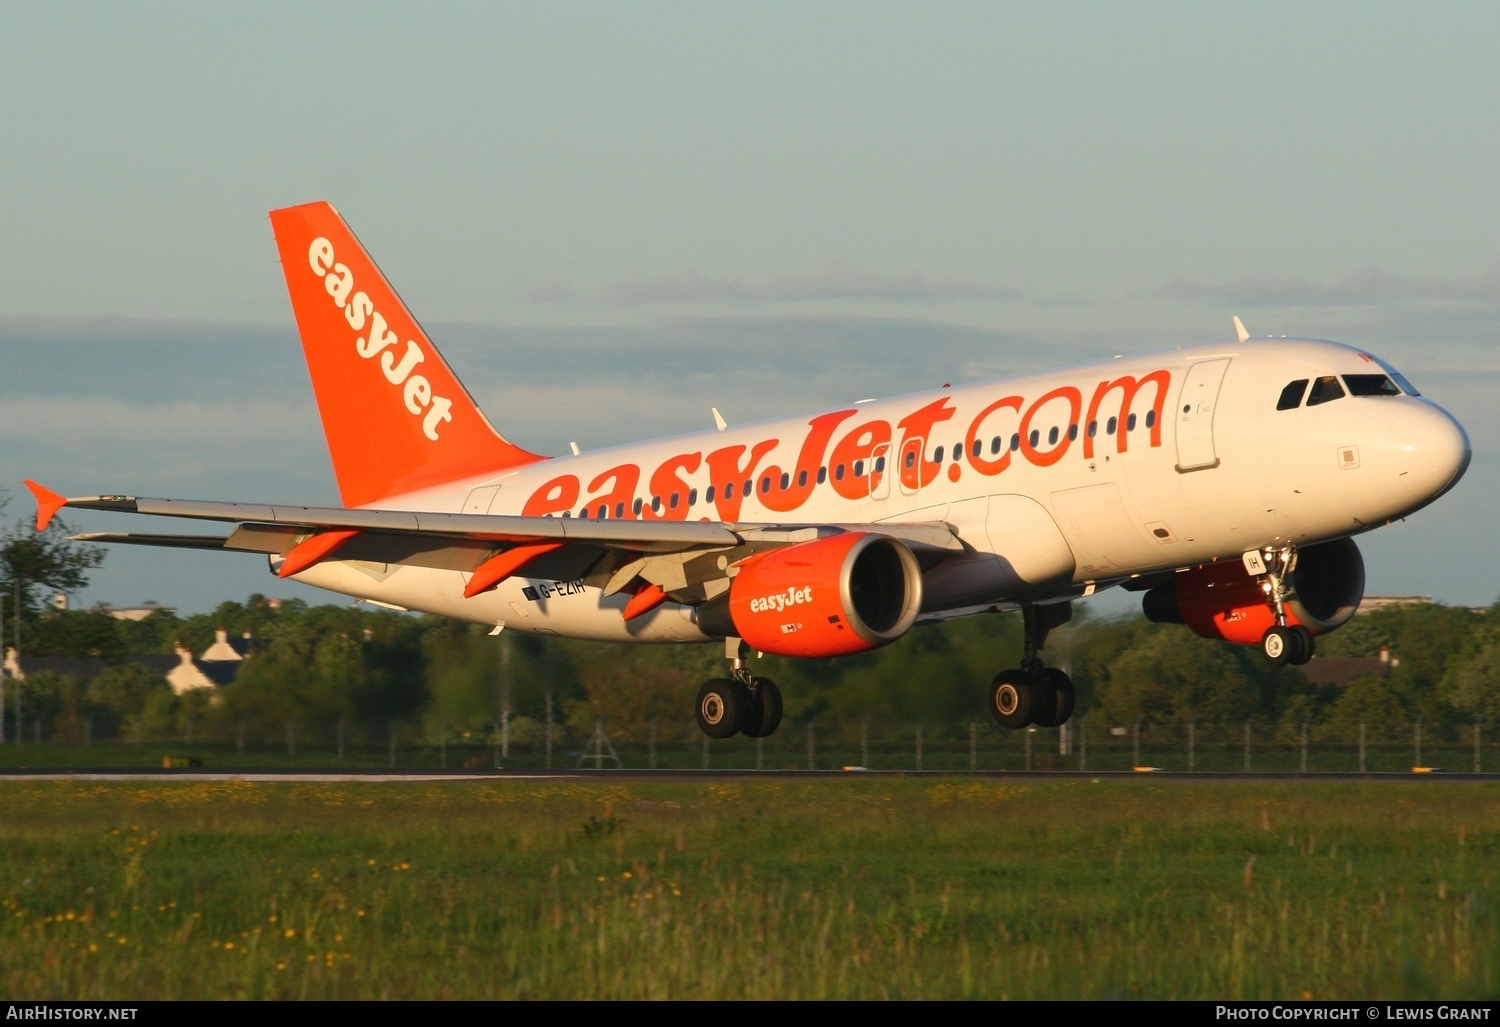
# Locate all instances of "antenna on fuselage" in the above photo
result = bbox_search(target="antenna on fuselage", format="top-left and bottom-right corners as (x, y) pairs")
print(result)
(569, 441), (581, 456)
(1233, 316), (1250, 343)
(711, 408), (728, 431)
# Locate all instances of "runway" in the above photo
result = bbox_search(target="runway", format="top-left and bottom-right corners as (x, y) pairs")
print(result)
(2, 768), (1499, 782)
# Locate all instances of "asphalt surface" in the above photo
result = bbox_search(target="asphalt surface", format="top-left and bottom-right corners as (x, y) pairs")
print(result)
(2, 768), (1499, 782)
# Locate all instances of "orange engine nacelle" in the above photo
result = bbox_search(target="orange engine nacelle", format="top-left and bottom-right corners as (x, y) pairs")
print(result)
(1143, 537), (1365, 646)
(725, 532), (923, 658)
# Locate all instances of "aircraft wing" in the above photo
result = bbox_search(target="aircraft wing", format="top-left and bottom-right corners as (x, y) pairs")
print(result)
(28, 481), (962, 604)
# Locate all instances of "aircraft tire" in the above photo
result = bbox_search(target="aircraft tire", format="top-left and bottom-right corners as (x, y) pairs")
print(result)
(989, 671), (1037, 730)
(1034, 668), (1075, 727)
(1261, 626), (1297, 666)
(1290, 626), (1315, 666)
(740, 679), (783, 738)
(696, 679), (744, 739)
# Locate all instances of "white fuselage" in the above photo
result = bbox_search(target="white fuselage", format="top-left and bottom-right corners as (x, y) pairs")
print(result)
(293, 338), (1470, 643)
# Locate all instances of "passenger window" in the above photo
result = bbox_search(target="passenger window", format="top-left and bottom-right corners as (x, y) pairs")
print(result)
(817, 466), (827, 484)
(1278, 379), (1309, 410)
(1343, 374), (1400, 397)
(933, 445), (945, 463)
(874, 455), (886, 472)
(723, 482), (734, 500)
(1306, 376), (1346, 406)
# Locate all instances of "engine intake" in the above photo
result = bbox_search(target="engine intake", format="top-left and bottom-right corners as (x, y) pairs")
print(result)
(1143, 537), (1365, 645)
(721, 532), (923, 658)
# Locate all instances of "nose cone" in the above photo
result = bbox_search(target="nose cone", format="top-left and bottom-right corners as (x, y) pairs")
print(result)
(1389, 402), (1471, 508)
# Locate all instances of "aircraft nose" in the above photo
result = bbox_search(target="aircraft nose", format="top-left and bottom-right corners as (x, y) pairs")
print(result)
(1389, 402), (1471, 503)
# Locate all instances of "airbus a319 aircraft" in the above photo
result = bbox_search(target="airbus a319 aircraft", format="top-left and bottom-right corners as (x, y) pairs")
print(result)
(26, 202), (1471, 739)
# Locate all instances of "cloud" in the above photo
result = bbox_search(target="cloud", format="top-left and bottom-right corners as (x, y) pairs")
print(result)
(601, 265), (1015, 305)
(1160, 261), (1500, 308)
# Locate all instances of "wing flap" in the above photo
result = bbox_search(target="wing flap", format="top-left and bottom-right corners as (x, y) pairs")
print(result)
(69, 532), (234, 550)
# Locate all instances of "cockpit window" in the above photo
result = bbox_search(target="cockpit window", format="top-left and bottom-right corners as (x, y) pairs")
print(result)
(1343, 374), (1401, 397)
(1277, 379), (1309, 410)
(1306, 375), (1346, 406)
(1389, 371), (1420, 396)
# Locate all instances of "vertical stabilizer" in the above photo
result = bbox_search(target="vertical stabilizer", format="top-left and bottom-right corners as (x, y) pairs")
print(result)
(269, 201), (544, 508)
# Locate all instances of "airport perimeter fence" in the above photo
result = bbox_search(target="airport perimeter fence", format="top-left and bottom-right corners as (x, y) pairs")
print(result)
(0, 714), (1494, 773)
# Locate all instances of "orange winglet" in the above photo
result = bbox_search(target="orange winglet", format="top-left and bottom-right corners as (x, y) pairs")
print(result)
(464, 541), (564, 598)
(622, 583), (670, 622)
(23, 480), (68, 532)
(278, 529), (361, 578)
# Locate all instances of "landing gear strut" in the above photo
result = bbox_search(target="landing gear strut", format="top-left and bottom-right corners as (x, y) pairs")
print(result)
(988, 602), (1076, 730)
(696, 639), (783, 739)
(1256, 547), (1314, 667)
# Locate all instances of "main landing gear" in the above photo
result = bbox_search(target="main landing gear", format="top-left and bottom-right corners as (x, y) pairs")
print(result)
(696, 640), (783, 739)
(988, 602), (1076, 730)
(1256, 547), (1315, 667)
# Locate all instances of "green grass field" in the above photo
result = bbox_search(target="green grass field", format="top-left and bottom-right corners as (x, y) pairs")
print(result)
(1, 778), (1496, 999)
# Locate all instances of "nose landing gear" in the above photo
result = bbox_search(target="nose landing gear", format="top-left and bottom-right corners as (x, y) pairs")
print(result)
(1256, 547), (1315, 666)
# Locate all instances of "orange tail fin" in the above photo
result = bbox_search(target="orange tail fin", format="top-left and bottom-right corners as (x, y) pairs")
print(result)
(269, 201), (544, 508)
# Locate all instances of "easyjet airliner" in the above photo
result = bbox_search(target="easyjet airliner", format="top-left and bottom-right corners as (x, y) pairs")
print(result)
(25, 202), (1471, 739)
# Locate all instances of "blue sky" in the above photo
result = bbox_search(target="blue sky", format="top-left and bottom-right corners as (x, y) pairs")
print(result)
(2, 2), (1498, 613)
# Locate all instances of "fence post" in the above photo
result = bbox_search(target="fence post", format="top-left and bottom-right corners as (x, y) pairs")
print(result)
(1476, 720), (1483, 774)
(1359, 718), (1366, 774)
(1079, 715), (1087, 772)
(1188, 718), (1196, 773)
(492, 722), (500, 768)
(1025, 726), (1034, 771)
(807, 721), (815, 771)
(969, 721), (977, 772)
(1133, 716), (1143, 768)
(649, 719), (657, 770)
(915, 724), (923, 772)
(1300, 719), (1308, 773)
(545, 693), (554, 770)
(701, 732), (709, 770)
(861, 721), (869, 769)
(1243, 720), (1252, 772)
(501, 708), (510, 759)
(1415, 717), (1422, 769)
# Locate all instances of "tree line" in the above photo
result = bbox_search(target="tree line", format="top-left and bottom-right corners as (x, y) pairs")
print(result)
(1, 501), (1495, 750)
(7, 590), (1499, 750)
